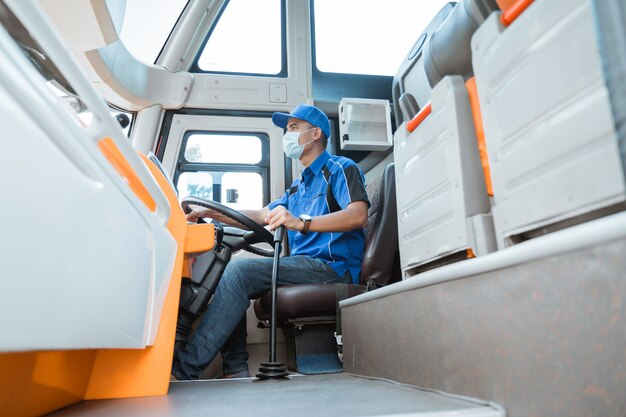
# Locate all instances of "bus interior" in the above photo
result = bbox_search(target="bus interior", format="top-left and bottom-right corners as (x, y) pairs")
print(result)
(1, 0), (625, 416)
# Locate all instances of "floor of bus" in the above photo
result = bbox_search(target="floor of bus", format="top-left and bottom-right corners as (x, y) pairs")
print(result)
(48, 372), (503, 417)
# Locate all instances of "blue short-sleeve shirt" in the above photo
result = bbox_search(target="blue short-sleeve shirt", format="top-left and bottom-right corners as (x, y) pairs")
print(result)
(268, 151), (369, 284)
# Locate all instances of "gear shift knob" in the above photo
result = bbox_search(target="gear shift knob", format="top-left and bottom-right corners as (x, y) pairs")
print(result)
(274, 226), (285, 244)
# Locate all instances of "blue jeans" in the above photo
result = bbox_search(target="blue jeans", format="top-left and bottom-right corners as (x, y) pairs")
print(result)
(171, 255), (350, 380)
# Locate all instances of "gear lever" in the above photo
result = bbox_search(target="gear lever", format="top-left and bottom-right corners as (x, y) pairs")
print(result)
(256, 226), (289, 381)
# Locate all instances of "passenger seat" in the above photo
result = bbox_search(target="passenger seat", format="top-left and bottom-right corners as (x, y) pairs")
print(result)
(472, 0), (626, 248)
(392, 0), (499, 277)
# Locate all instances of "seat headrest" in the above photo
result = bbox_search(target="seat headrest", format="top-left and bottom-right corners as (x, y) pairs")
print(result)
(392, 3), (454, 127)
(392, 0), (500, 127)
(424, 0), (499, 87)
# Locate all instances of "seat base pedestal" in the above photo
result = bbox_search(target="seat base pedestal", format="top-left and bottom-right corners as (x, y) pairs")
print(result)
(282, 320), (342, 374)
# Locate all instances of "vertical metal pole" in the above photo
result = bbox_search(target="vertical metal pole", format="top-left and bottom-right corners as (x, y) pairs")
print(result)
(256, 226), (288, 380)
(269, 226), (285, 363)
(269, 241), (281, 363)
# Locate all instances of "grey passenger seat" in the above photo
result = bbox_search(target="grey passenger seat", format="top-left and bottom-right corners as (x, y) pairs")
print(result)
(392, 0), (498, 126)
(392, 0), (499, 277)
(472, 0), (626, 248)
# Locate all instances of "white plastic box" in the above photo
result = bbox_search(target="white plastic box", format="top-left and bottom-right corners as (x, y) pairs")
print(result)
(339, 98), (392, 151)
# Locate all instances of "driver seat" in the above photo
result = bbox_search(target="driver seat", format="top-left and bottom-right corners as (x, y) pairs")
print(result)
(254, 163), (399, 372)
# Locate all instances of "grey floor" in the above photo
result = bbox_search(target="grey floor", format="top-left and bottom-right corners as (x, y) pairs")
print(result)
(49, 373), (503, 417)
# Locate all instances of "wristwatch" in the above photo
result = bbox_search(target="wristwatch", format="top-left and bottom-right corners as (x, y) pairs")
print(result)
(299, 214), (312, 235)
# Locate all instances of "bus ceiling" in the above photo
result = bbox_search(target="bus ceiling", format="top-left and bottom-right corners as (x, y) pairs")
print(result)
(34, 0), (448, 114)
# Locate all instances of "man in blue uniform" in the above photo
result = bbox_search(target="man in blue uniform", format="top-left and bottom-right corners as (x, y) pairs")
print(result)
(172, 104), (369, 380)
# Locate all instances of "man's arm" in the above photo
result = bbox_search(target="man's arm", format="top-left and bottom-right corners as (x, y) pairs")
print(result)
(186, 206), (270, 229)
(265, 201), (368, 233)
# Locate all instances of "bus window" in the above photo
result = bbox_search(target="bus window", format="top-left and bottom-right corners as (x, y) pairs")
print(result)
(177, 171), (214, 201)
(118, 0), (190, 65)
(176, 132), (270, 211)
(310, 0), (452, 103)
(221, 172), (263, 210)
(184, 134), (262, 164)
(313, 0), (452, 76)
(192, 0), (286, 76)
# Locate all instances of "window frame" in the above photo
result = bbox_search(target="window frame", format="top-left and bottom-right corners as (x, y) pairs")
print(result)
(153, 0), (192, 65)
(188, 0), (288, 78)
(174, 130), (271, 207)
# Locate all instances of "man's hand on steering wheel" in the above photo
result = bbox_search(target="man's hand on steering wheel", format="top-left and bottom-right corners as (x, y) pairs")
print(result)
(185, 207), (211, 223)
(181, 196), (276, 257)
(186, 207), (242, 228)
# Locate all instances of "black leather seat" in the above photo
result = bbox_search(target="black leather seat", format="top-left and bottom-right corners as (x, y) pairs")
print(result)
(254, 163), (399, 323)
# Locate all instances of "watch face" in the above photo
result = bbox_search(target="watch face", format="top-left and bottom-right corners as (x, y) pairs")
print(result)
(300, 214), (312, 221)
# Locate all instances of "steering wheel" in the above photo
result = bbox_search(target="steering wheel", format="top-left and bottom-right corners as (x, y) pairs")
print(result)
(181, 196), (276, 257)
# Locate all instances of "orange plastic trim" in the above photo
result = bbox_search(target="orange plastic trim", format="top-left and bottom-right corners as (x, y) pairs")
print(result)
(495, 0), (517, 12)
(182, 258), (193, 278)
(467, 248), (476, 259)
(0, 350), (96, 417)
(184, 223), (215, 255)
(406, 103), (432, 133)
(84, 154), (186, 400)
(0, 153), (184, 415)
(98, 138), (156, 212)
(500, 0), (533, 26)
(466, 78), (494, 197)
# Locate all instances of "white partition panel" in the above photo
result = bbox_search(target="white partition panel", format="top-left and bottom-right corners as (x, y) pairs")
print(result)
(0, 2), (176, 351)
(472, 0), (626, 248)
(394, 76), (495, 274)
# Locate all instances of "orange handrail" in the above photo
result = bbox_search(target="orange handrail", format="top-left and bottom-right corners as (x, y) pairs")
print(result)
(466, 78), (494, 197)
(98, 138), (156, 212)
(500, 0), (534, 26)
(406, 103), (432, 133)
(494, 0), (516, 11)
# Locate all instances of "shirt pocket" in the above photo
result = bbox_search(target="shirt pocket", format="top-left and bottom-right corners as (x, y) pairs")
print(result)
(310, 192), (330, 214)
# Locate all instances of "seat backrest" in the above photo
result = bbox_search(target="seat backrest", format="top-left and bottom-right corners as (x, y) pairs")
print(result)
(360, 163), (399, 287)
(472, 0), (626, 248)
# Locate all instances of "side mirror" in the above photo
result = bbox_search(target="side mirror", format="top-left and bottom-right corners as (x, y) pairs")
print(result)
(115, 113), (130, 129)
(226, 188), (239, 203)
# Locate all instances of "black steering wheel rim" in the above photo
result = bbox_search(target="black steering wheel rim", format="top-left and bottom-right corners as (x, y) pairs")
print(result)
(181, 196), (275, 246)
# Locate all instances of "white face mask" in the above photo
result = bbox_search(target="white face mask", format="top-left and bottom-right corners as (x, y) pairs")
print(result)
(282, 127), (317, 160)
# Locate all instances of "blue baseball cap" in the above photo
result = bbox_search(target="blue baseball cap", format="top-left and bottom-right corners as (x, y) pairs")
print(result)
(272, 104), (331, 139)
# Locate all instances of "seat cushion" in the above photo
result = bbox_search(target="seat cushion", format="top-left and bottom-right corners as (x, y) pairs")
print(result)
(254, 283), (365, 322)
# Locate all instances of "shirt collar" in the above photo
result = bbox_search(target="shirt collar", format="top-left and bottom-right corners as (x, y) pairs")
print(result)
(304, 151), (331, 177)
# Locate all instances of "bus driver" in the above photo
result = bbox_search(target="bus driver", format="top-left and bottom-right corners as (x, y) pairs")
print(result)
(171, 104), (369, 380)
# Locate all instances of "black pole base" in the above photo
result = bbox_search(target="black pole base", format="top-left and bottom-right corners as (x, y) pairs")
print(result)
(255, 362), (289, 381)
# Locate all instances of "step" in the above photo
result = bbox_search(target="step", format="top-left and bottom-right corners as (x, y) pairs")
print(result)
(340, 211), (626, 417)
(49, 373), (503, 417)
